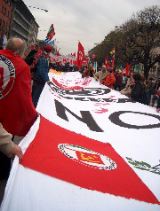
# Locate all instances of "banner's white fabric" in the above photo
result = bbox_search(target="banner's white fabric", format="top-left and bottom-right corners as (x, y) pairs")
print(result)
(1, 72), (160, 211)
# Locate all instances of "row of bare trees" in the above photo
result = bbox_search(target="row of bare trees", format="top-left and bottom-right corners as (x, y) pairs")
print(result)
(89, 6), (160, 79)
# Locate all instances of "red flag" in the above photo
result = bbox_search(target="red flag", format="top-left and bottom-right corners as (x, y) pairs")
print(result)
(21, 116), (159, 204)
(105, 58), (112, 69)
(56, 48), (61, 56)
(76, 41), (85, 68)
(105, 48), (115, 70)
(45, 24), (55, 42)
(125, 64), (131, 76)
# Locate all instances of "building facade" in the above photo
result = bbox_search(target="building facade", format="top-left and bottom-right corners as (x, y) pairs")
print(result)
(0, 0), (39, 47)
(10, 0), (39, 46)
(28, 19), (39, 45)
(0, 0), (14, 38)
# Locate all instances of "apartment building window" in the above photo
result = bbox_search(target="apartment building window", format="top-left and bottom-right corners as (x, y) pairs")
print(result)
(4, 7), (6, 15)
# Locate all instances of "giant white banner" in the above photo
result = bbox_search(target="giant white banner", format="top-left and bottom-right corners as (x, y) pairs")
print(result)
(1, 71), (160, 211)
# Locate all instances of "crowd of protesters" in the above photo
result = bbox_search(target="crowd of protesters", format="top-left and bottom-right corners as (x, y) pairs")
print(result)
(25, 42), (160, 112)
(18, 42), (160, 113)
(79, 63), (160, 112)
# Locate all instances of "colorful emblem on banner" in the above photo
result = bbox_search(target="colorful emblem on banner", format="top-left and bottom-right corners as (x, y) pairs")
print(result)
(58, 144), (117, 170)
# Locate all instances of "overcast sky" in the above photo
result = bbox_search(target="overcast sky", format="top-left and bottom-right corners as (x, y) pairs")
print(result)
(24, 0), (159, 55)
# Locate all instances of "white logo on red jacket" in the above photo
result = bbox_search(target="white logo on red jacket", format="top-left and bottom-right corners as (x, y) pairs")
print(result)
(0, 55), (15, 99)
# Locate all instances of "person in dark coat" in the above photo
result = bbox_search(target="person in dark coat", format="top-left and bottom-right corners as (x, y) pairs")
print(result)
(130, 73), (147, 104)
(32, 44), (52, 106)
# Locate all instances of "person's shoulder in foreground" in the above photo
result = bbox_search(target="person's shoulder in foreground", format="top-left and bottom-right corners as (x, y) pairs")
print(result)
(0, 37), (38, 137)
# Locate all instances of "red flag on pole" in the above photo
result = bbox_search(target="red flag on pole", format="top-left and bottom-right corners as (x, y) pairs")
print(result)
(105, 58), (112, 69)
(125, 64), (131, 76)
(45, 24), (55, 43)
(76, 41), (85, 69)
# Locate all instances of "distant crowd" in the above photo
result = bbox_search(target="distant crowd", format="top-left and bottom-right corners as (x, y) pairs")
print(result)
(79, 64), (160, 112)
(24, 43), (160, 112)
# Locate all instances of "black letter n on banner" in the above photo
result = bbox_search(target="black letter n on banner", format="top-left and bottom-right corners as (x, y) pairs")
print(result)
(55, 99), (103, 132)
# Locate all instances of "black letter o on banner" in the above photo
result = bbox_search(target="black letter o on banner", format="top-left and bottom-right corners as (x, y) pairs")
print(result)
(109, 111), (160, 129)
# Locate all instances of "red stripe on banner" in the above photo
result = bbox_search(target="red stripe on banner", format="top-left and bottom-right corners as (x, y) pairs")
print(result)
(21, 115), (159, 204)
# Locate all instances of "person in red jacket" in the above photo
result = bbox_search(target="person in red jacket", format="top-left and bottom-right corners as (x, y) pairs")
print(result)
(102, 68), (116, 89)
(0, 37), (38, 137)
